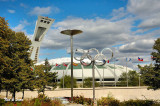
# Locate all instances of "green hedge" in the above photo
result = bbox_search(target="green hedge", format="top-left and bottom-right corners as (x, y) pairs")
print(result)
(120, 99), (159, 106)
(97, 97), (120, 106)
(68, 95), (93, 105)
(0, 99), (5, 106)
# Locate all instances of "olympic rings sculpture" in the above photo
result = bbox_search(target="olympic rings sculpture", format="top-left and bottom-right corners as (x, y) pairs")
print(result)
(74, 48), (113, 66)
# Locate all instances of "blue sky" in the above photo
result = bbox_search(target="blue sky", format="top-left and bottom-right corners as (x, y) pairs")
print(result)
(0, 0), (160, 68)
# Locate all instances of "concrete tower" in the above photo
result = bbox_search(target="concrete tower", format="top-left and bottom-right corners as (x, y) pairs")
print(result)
(30, 16), (55, 63)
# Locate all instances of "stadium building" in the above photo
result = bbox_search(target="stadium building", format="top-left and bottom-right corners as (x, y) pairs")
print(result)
(37, 57), (133, 86)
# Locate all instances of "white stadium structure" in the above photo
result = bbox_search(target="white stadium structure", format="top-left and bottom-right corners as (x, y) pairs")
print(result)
(37, 57), (133, 86)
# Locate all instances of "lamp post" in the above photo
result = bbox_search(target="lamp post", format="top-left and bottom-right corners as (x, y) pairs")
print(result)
(60, 29), (82, 102)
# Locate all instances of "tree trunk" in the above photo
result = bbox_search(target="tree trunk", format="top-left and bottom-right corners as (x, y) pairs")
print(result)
(22, 89), (24, 99)
(6, 89), (8, 98)
(43, 85), (45, 95)
(13, 88), (16, 102)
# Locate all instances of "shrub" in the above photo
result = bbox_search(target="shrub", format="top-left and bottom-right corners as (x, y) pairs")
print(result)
(59, 75), (77, 88)
(83, 77), (100, 88)
(97, 93), (120, 106)
(51, 98), (62, 106)
(68, 95), (93, 105)
(84, 98), (93, 105)
(3, 101), (23, 106)
(34, 99), (41, 106)
(31, 94), (51, 103)
(0, 99), (5, 105)
(97, 97), (120, 106)
(74, 95), (85, 105)
(121, 99), (155, 106)
(2, 94), (63, 106)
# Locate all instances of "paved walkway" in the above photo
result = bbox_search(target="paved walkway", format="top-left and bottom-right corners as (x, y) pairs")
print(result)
(1, 86), (160, 102)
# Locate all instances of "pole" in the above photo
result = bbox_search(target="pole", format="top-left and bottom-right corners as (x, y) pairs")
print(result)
(62, 62), (64, 89)
(55, 68), (57, 82)
(126, 59), (128, 87)
(114, 58), (116, 87)
(92, 61), (95, 104)
(81, 65), (84, 88)
(139, 74), (140, 87)
(138, 62), (140, 87)
(60, 29), (82, 103)
(70, 36), (74, 102)
(103, 68), (104, 87)
(63, 70), (64, 89)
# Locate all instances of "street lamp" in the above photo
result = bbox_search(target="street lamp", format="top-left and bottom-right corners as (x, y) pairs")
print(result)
(60, 29), (82, 102)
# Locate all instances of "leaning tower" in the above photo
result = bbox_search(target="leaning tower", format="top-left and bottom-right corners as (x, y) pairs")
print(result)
(30, 16), (55, 63)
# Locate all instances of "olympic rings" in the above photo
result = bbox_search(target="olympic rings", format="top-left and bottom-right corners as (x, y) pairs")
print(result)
(74, 49), (86, 61)
(74, 48), (113, 66)
(101, 48), (113, 61)
(74, 49), (92, 66)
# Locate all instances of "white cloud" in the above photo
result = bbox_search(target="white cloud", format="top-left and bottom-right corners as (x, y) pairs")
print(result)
(127, 0), (160, 17)
(8, 9), (15, 13)
(29, 6), (59, 15)
(138, 17), (160, 29)
(127, 0), (160, 30)
(13, 24), (24, 32)
(41, 17), (133, 51)
(119, 39), (154, 53)
(111, 7), (128, 20)
(20, 3), (27, 8)
(12, 20), (30, 32)
(40, 17), (158, 60)
(29, 6), (51, 15)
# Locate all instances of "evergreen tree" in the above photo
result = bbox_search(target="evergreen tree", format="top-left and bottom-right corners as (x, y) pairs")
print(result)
(139, 38), (160, 90)
(47, 72), (57, 89)
(128, 70), (139, 86)
(34, 64), (57, 94)
(151, 38), (160, 73)
(34, 65), (47, 94)
(44, 58), (51, 72)
(44, 58), (57, 89)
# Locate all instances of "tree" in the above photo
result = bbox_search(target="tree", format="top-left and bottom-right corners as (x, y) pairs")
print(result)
(139, 64), (154, 89)
(44, 59), (57, 90)
(46, 72), (57, 90)
(43, 58), (57, 89)
(119, 70), (141, 86)
(34, 65), (47, 94)
(139, 38), (160, 90)
(83, 78), (99, 88)
(34, 64), (57, 94)
(0, 17), (33, 101)
(83, 78), (92, 88)
(59, 75), (77, 88)
(0, 17), (14, 92)
(19, 67), (34, 99)
(44, 58), (51, 72)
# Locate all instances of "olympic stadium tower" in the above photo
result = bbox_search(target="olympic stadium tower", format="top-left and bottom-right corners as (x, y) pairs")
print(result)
(30, 16), (54, 63)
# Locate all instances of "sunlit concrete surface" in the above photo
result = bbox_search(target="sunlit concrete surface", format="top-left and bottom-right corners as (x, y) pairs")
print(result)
(0, 87), (160, 101)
